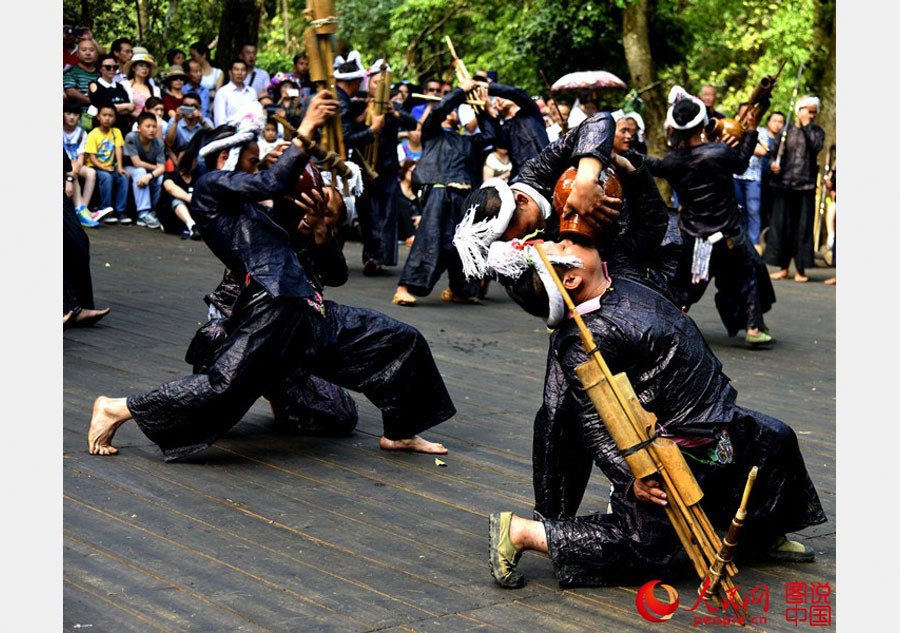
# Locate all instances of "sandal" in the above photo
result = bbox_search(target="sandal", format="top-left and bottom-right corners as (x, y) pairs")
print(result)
(392, 289), (416, 306)
(441, 288), (479, 304)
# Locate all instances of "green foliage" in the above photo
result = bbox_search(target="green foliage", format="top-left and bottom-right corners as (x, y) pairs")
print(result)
(65, 0), (832, 115)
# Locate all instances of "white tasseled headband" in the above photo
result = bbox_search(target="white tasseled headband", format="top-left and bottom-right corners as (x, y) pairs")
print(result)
(665, 85), (708, 131)
(198, 102), (267, 170)
(795, 95), (820, 113)
(485, 239), (583, 327)
(453, 178), (516, 280)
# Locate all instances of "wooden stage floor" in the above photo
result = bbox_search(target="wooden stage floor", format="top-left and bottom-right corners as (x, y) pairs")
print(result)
(64, 227), (835, 632)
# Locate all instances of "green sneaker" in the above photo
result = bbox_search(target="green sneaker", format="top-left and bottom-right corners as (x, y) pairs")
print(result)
(765, 535), (815, 563)
(489, 512), (525, 588)
(745, 329), (774, 347)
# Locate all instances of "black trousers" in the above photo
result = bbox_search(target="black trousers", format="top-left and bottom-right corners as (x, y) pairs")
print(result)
(670, 234), (775, 336)
(765, 189), (816, 273)
(542, 407), (827, 587)
(63, 194), (94, 315)
(358, 176), (400, 266)
(128, 294), (456, 461)
(398, 185), (479, 298)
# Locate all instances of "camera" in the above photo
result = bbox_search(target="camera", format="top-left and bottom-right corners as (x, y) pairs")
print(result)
(286, 88), (300, 98)
(179, 105), (197, 115)
(66, 26), (85, 37)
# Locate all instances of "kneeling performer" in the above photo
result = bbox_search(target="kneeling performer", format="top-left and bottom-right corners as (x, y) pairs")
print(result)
(488, 237), (825, 588)
(88, 93), (454, 459)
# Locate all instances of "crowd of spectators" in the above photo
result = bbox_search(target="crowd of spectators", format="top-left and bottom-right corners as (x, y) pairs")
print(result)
(63, 20), (832, 284)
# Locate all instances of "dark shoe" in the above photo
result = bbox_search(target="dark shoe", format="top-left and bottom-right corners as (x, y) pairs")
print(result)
(181, 229), (191, 239)
(190, 225), (202, 241)
(363, 259), (382, 276)
(117, 213), (133, 225)
(489, 512), (524, 588)
(765, 536), (815, 563)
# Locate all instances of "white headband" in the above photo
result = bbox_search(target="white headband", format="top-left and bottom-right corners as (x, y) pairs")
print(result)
(453, 178), (516, 280)
(611, 109), (625, 122)
(333, 50), (366, 80)
(796, 95), (820, 113)
(198, 102), (266, 170)
(624, 111), (645, 132)
(484, 239), (583, 327)
(665, 85), (708, 131)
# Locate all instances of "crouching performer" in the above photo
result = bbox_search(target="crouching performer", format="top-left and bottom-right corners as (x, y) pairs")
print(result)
(487, 237), (825, 588)
(88, 92), (454, 460)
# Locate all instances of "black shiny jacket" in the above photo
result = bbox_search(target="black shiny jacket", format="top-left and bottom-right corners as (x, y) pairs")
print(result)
(337, 86), (374, 152)
(769, 124), (825, 191)
(645, 131), (757, 238)
(488, 83), (549, 178)
(412, 87), (498, 187)
(191, 143), (316, 300)
(373, 108), (418, 183)
(514, 112), (616, 204)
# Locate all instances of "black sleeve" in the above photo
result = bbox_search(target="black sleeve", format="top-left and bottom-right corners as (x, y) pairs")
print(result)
(488, 83), (542, 118)
(802, 124), (825, 156)
(421, 88), (468, 138)
(395, 108), (418, 132)
(472, 110), (500, 152)
(616, 159), (669, 257)
(307, 236), (349, 288)
(340, 95), (374, 150)
(728, 128), (759, 174)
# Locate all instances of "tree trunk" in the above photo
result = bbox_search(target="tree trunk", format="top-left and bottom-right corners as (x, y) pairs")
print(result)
(80, 0), (93, 29)
(162, 0), (179, 45)
(215, 0), (263, 68)
(135, 0), (150, 44)
(281, 0), (291, 52)
(817, 10), (836, 161)
(622, 0), (672, 203)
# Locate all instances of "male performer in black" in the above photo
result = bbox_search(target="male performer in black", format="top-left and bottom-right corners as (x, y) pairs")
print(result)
(356, 60), (418, 275)
(392, 77), (499, 306)
(645, 86), (776, 347)
(88, 93), (453, 459)
(487, 82), (550, 179)
(487, 237), (825, 588)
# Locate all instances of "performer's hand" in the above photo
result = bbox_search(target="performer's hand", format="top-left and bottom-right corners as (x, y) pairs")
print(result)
(610, 152), (635, 174)
(298, 90), (339, 138)
(769, 161), (781, 175)
(721, 132), (741, 148)
(743, 110), (758, 129)
(565, 158), (621, 232)
(633, 478), (667, 506)
(295, 189), (330, 243)
(459, 77), (477, 94)
(261, 141), (291, 169)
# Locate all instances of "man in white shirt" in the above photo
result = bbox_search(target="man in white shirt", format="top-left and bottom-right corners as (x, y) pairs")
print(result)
(241, 44), (271, 99)
(213, 59), (257, 125)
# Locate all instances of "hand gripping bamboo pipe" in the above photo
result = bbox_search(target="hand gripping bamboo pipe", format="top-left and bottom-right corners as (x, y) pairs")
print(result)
(533, 243), (751, 623)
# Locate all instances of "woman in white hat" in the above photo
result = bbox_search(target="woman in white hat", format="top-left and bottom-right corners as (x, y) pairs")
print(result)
(124, 46), (161, 116)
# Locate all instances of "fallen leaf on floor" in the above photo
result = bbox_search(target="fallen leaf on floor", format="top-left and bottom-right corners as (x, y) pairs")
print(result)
(435, 458), (447, 467)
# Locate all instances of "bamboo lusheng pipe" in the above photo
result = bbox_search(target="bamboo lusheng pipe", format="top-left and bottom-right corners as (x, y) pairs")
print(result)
(702, 467), (758, 603)
(365, 61), (391, 167)
(411, 93), (486, 106)
(444, 35), (483, 113)
(533, 243), (748, 623)
(706, 60), (786, 145)
(772, 61), (805, 170)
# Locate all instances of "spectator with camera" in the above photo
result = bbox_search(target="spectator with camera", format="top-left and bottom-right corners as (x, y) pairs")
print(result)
(164, 92), (213, 156)
(85, 104), (130, 224)
(89, 53), (134, 134)
(124, 112), (166, 229)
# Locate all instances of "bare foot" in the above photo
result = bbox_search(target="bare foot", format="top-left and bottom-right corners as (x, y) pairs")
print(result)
(793, 273), (809, 283)
(770, 269), (789, 280)
(63, 310), (74, 325)
(824, 277), (836, 285)
(393, 286), (416, 306)
(70, 307), (111, 328)
(380, 435), (448, 454)
(88, 396), (129, 456)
